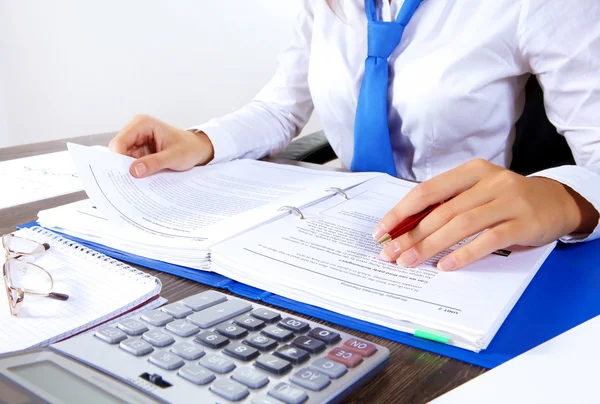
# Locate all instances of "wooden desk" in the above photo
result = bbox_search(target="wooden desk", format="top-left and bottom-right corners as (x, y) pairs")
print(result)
(0, 134), (486, 403)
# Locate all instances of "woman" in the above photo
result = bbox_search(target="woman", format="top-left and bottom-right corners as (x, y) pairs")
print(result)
(109, 0), (600, 271)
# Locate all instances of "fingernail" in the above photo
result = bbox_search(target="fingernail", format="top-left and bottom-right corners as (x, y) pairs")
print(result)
(397, 249), (418, 267)
(372, 223), (388, 241)
(438, 256), (456, 271)
(134, 163), (146, 177)
(380, 241), (402, 261)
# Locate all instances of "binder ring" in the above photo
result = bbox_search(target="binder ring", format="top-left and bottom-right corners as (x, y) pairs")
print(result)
(325, 187), (348, 200)
(278, 205), (304, 220)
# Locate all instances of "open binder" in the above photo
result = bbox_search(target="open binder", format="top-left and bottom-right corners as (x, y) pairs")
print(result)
(19, 218), (600, 369)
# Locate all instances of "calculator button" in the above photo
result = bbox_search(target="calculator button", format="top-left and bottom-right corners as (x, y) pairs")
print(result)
(95, 327), (127, 344)
(148, 351), (184, 370)
(161, 302), (193, 319)
(210, 379), (249, 401)
(232, 367), (270, 389)
(142, 330), (175, 347)
(310, 358), (347, 379)
(251, 308), (281, 323)
(200, 354), (236, 374)
(268, 382), (308, 404)
(343, 338), (378, 357)
(308, 327), (341, 344)
(171, 342), (205, 360)
(187, 300), (252, 328)
(244, 335), (278, 351)
(119, 338), (153, 356)
(234, 315), (266, 331)
(178, 364), (215, 385)
(292, 336), (326, 354)
(194, 331), (230, 349)
(290, 367), (331, 391)
(224, 342), (260, 362)
(278, 318), (310, 333)
(215, 323), (249, 340)
(261, 326), (294, 342)
(117, 319), (149, 336)
(181, 290), (227, 311)
(274, 345), (310, 364)
(326, 348), (363, 368)
(141, 310), (174, 327)
(166, 320), (200, 337)
(254, 354), (293, 375)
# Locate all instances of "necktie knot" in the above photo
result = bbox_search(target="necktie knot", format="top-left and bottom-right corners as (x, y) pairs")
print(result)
(367, 22), (405, 59)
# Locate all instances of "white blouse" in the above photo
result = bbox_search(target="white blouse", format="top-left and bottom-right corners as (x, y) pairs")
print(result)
(192, 0), (600, 242)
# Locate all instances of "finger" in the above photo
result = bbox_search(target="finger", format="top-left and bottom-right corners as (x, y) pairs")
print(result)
(380, 180), (496, 261)
(436, 221), (520, 271)
(373, 159), (497, 240)
(130, 148), (179, 178)
(109, 115), (155, 155)
(392, 199), (512, 267)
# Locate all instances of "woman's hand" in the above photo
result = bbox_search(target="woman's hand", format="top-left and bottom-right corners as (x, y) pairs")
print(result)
(109, 114), (214, 178)
(375, 159), (599, 271)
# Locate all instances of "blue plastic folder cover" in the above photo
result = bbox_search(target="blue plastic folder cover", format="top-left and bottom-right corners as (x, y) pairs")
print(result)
(20, 222), (600, 369)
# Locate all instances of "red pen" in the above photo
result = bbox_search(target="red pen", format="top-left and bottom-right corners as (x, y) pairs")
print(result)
(377, 202), (442, 244)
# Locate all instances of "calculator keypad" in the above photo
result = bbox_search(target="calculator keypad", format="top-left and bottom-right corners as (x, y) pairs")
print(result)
(81, 291), (389, 403)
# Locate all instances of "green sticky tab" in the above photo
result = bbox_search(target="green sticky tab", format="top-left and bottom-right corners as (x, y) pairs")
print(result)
(414, 330), (450, 344)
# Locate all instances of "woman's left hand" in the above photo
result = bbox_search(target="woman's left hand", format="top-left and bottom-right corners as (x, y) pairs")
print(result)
(374, 159), (599, 271)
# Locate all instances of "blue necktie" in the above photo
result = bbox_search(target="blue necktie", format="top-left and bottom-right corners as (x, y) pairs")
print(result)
(351, 0), (423, 176)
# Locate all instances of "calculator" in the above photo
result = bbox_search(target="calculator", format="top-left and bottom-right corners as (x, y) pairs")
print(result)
(0, 291), (389, 403)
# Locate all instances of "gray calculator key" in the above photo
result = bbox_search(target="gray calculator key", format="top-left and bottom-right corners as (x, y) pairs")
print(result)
(291, 367), (331, 391)
(119, 338), (153, 356)
(194, 331), (229, 349)
(224, 342), (260, 361)
(308, 327), (341, 344)
(215, 323), (248, 340)
(171, 342), (205, 360)
(244, 334), (278, 351)
(232, 367), (270, 389)
(95, 327), (127, 344)
(161, 302), (193, 318)
(274, 345), (310, 364)
(181, 290), (227, 311)
(142, 330), (175, 347)
(187, 299), (252, 328)
(210, 379), (249, 401)
(166, 320), (200, 337)
(200, 354), (236, 374)
(254, 354), (292, 375)
(261, 326), (294, 342)
(117, 318), (149, 336)
(269, 382), (308, 404)
(279, 318), (310, 333)
(251, 308), (281, 323)
(251, 396), (285, 404)
(148, 351), (184, 370)
(309, 358), (347, 379)
(234, 315), (265, 331)
(178, 364), (215, 385)
(141, 310), (174, 327)
(292, 335), (326, 354)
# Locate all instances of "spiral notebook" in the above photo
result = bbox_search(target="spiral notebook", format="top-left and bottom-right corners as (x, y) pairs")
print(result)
(0, 226), (163, 354)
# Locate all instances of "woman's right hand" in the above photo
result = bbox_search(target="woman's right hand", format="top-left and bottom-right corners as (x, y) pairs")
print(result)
(108, 114), (214, 178)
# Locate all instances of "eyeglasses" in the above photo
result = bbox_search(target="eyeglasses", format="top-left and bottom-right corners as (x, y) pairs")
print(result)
(2, 234), (69, 317)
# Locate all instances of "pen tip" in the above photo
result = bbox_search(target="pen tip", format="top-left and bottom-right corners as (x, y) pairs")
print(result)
(378, 234), (392, 244)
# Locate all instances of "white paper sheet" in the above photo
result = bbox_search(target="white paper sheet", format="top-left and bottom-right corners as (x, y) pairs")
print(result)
(432, 315), (600, 404)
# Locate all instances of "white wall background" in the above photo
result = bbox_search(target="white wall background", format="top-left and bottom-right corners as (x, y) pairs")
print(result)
(0, 1), (321, 148)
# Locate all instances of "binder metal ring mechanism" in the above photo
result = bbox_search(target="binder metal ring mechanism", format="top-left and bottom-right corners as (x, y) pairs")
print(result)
(325, 187), (349, 199)
(278, 188), (351, 220)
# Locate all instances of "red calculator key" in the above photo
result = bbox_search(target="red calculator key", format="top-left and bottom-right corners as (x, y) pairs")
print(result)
(342, 338), (378, 357)
(326, 348), (363, 368)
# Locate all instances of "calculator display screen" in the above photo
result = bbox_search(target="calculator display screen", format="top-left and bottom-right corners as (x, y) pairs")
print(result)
(8, 360), (127, 403)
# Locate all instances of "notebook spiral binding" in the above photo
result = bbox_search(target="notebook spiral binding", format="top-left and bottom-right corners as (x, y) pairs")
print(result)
(277, 187), (351, 220)
(26, 226), (157, 285)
